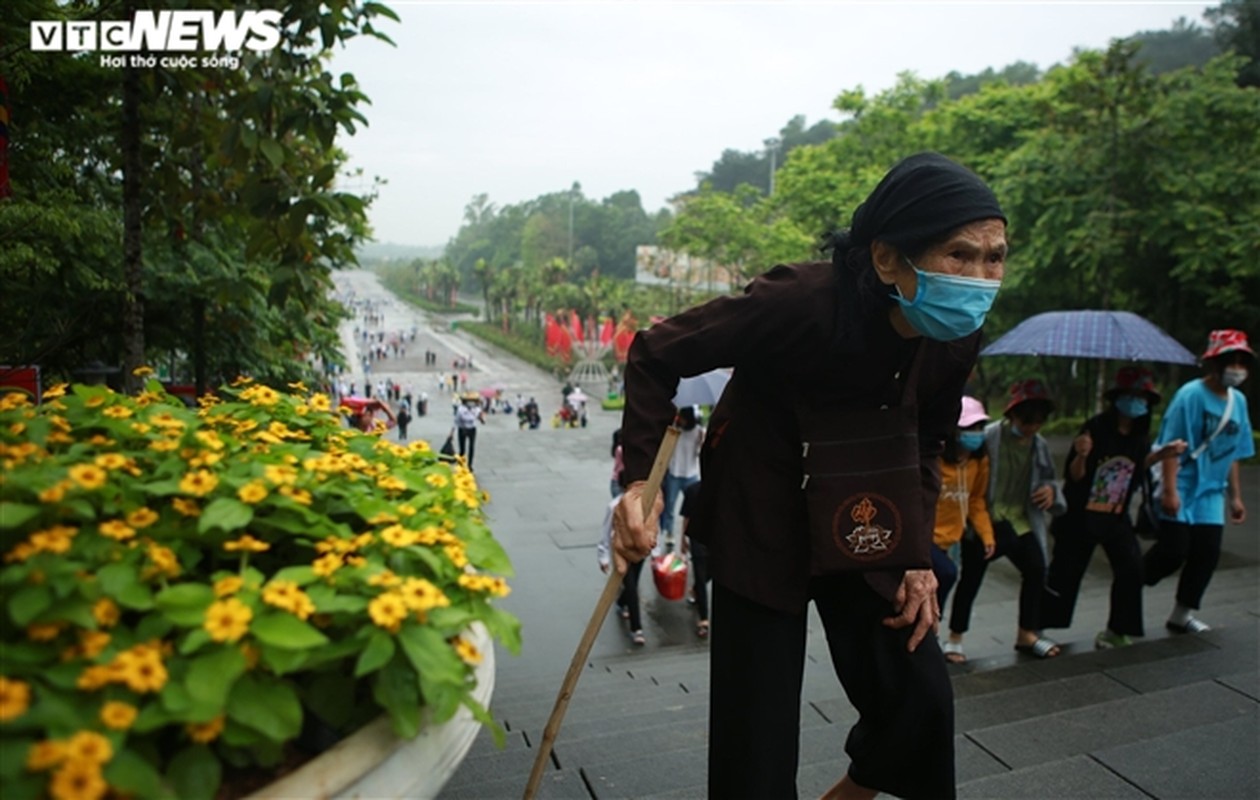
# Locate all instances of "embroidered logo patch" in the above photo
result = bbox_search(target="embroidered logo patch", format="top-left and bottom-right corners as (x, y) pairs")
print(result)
(833, 494), (901, 561)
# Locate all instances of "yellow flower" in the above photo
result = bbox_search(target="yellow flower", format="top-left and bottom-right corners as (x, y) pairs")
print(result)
(240, 385), (280, 407)
(444, 544), (469, 569)
(91, 598), (120, 628)
(49, 758), (107, 800)
(97, 520), (136, 542)
(279, 485), (313, 506)
(146, 544), (180, 578)
(424, 473), (449, 489)
(172, 497), (201, 517)
(179, 469), (219, 497)
(368, 570), (401, 588)
(237, 481), (269, 504)
(0, 676), (32, 722)
(148, 439), (179, 453)
(68, 464), (108, 490)
(26, 739), (66, 771)
(27, 622), (64, 641)
(93, 453), (128, 470)
(30, 525), (76, 554)
(379, 524), (418, 548)
(126, 507), (159, 529)
(132, 365), (155, 377)
(458, 574), (511, 598)
(75, 666), (112, 691)
(312, 553), (342, 577)
(453, 636), (483, 666)
(38, 481), (69, 503)
(223, 534), (269, 553)
(398, 578), (451, 613)
(0, 392), (31, 411)
(99, 701), (137, 731)
(44, 382), (69, 399)
(262, 580), (314, 619)
(113, 647), (168, 693)
(377, 475), (407, 492)
(193, 430), (225, 451)
(130, 422), (152, 434)
(102, 405), (133, 419)
(309, 393), (331, 411)
(214, 576), (244, 597)
(65, 730), (113, 764)
(264, 464), (298, 485)
(77, 630), (111, 659)
(368, 592), (408, 633)
(186, 714), (226, 743)
(204, 598), (252, 643)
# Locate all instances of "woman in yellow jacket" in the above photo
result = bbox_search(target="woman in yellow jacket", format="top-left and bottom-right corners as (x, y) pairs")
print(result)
(933, 396), (997, 664)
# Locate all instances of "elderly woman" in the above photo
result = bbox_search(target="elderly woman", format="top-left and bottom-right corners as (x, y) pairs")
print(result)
(614, 153), (1006, 800)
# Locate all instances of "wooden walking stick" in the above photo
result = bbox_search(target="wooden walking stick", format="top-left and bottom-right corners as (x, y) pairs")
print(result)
(522, 424), (681, 800)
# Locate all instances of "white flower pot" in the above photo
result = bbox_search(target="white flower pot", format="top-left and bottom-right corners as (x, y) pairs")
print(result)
(248, 623), (495, 800)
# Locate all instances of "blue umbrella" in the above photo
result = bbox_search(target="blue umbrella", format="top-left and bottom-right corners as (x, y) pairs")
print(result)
(981, 310), (1197, 365)
(672, 369), (732, 407)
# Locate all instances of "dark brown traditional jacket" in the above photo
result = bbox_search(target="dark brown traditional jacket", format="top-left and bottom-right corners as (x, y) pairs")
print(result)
(622, 261), (980, 614)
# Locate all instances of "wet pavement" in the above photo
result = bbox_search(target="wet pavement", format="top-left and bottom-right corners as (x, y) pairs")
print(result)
(330, 269), (1259, 799)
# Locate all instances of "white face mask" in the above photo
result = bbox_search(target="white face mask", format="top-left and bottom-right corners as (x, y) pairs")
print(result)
(1222, 367), (1248, 388)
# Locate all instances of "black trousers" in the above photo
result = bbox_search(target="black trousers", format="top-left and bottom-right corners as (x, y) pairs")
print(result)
(949, 521), (1046, 635)
(456, 426), (477, 469)
(690, 538), (710, 621)
(617, 559), (645, 631)
(709, 578), (955, 800)
(1142, 521), (1224, 610)
(1043, 514), (1144, 636)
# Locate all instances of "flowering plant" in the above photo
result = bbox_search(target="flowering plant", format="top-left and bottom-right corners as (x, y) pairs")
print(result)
(0, 377), (518, 800)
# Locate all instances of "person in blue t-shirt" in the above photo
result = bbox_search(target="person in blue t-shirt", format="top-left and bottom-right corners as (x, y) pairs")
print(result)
(1144, 329), (1255, 634)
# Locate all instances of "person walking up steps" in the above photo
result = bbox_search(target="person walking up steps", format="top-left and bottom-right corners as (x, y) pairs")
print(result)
(1144, 329), (1254, 634)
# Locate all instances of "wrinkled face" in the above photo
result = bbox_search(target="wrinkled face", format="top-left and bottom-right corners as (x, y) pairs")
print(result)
(874, 218), (1008, 301)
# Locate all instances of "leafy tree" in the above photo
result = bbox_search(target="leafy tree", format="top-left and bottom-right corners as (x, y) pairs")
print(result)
(1206, 0), (1260, 86)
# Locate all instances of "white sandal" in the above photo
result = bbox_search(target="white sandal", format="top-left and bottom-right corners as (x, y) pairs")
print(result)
(942, 640), (966, 663)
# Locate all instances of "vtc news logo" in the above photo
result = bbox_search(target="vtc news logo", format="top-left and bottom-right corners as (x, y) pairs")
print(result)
(30, 10), (282, 52)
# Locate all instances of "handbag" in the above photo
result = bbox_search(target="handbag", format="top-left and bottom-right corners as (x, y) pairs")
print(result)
(795, 345), (929, 573)
(439, 428), (456, 457)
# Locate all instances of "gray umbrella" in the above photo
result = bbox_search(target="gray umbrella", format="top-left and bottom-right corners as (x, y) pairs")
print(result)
(672, 369), (732, 407)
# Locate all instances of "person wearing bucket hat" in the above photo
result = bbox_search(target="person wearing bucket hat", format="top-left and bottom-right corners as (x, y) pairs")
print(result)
(1143, 329), (1255, 634)
(948, 379), (1066, 661)
(931, 396), (997, 665)
(615, 152), (1007, 800)
(1041, 367), (1186, 649)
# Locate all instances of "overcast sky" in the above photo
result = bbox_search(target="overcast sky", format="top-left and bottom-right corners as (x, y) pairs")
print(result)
(329, 0), (1217, 248)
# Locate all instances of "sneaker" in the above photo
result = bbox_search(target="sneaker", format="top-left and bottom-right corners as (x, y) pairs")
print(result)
(1095, 630), (1133, 649)
(631, 630), (646, 646)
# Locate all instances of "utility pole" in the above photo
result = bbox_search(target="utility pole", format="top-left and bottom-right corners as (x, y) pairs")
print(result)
(764, 137), (781, 195)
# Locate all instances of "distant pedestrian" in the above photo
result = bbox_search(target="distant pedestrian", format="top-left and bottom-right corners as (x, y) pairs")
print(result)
(454, 392), (486, 469)
(659, 406), (703, 547)
(396, 403), (412, 442)
(680, 480), (711, 639)
(598, 481), (645, 645)
(1144, 329), (1254, 633)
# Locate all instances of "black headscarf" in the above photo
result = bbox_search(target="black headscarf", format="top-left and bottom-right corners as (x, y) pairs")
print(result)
(826, 152), (1006, 350)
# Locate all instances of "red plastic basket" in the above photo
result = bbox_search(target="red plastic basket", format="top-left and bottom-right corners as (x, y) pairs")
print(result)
(651, 552), (689, 601)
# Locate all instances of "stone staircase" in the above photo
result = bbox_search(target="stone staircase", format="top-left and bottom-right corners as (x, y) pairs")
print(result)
(445, 562), (1258, 799)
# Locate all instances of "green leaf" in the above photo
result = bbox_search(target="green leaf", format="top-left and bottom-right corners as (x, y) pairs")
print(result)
(167, 745), (222, 800)
(481, 607), (523, 656)
(185, 647), (247, 712)
(197, 498), (254, 534)
(397, 625), (463, 686)
(464, 536), (513, 575)
(306, 583), (368, 613)
(98, 563), (154, 610)
(0, 502), (40, 529)
(155, 583), (215, 626)
(259, 645), (308, 676)
(258, 138), (284, 169)
(0, 736), (34, 780)
(373, 656), (421, 739)
(132, 702), (176, 734)
(250, 612), (329, 650)
(270, 565), (316, 586)
(7, 584), (52, 626)
(104, 748), (164, 799)
(463, 694), (506, 749)
(227, 673), (303, 742)
(354, 630), (395, 677)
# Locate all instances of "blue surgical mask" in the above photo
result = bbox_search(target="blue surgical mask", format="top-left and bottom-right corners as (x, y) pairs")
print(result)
(895, 258), (1001, 341)
(958, 431), (986, 452)
(1115, 395), (1149, 418)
